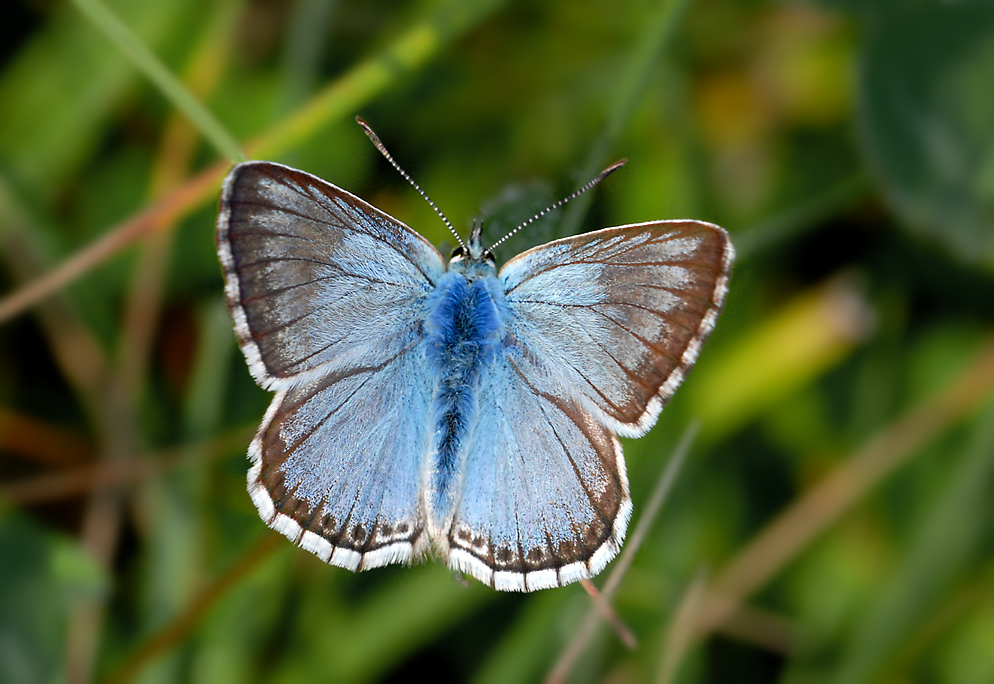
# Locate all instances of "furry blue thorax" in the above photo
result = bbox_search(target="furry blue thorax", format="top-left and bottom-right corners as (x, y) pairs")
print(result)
(423, 256), (507, 530)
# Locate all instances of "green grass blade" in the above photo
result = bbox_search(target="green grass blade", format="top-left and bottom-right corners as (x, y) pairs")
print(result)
(71, 0), (244, 162)
(248, 0), (508, 160)
(559, 0), (693, 236)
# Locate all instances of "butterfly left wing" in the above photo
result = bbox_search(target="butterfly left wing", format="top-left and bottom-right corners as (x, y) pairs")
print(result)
(499, 220), (733, 437)
(216, 161), (447, 570)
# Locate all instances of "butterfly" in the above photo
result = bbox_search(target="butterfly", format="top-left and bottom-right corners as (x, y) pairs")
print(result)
(215, 121), (733, 592)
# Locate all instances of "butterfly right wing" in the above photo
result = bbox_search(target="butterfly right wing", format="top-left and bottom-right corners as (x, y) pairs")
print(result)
(443, 221), (731, 590)
(217, 161), (446, 569)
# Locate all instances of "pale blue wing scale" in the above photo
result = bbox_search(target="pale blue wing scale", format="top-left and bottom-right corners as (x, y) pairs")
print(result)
(499, 220), (733, 437)
(446, 353), (630, 592)
(248, 335), (433, 569)
(217, 161), (446, 389)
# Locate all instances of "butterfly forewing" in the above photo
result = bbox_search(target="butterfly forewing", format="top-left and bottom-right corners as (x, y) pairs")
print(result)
(499, 221), (733, 437)
(217, 161), (446, 388)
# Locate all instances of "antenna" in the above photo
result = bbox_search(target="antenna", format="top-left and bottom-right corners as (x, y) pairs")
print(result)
(488, 159), (627, 253)
(356, 117), (466, 250)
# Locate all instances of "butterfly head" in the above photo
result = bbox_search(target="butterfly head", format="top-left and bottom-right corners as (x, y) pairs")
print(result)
(449, 221), (496, 278)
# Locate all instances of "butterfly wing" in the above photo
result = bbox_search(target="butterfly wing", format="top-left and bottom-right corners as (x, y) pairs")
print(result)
(217, 161), (445, 389)
(446, 351), (629, 591)
(499, 221), (733, 437)
(217, 161), (446, 569)
(444, 220), (731, 590)
(248, 349), (434, 569)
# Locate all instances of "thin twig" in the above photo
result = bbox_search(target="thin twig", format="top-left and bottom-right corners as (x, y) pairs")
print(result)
(70, 0), (243, 161)
(0, 160), (226, 324)
(0, 426), (255, 505)
(578, 579), (637, 650)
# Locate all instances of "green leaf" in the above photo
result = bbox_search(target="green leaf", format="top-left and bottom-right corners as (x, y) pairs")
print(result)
(857, 5), (994, 267)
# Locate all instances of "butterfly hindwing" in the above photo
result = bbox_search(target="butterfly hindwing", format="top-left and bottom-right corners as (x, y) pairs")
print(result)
(447, 351), (630, 591)
(249, 345), (432, 570)
(499, 221), (733, 436)
(217, 161), (446, 388)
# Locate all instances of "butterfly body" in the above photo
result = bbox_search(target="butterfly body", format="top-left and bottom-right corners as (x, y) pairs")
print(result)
(424, 261), (506, 536)
(217, 160), (733, 591)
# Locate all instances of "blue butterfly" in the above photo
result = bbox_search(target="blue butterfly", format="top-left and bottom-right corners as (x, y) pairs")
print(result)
(216, 124), (732, 592)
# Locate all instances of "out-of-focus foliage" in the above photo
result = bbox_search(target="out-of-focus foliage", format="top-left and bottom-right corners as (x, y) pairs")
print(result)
(0, 0), (992, 683)
(858, 4), (994, 268)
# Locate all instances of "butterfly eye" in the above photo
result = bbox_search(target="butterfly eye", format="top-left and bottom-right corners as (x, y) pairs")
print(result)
(450, 246), (465, 261)
(482, 250), (495, 263)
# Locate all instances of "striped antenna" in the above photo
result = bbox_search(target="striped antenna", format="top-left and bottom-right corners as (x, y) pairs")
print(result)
(489, 159), (627, 253)
(356, 117), (466, 250)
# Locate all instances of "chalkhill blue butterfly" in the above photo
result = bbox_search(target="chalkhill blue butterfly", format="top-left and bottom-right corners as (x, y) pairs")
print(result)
(216, 119), (733, 592)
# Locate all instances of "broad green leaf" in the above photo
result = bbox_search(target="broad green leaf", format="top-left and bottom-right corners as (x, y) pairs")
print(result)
(858, 5), (994, 267)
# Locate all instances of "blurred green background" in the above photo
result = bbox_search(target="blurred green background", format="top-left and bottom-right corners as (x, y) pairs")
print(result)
(1, 0), (993, 682)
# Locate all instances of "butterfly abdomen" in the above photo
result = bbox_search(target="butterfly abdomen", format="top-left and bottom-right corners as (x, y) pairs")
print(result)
(424, 271), (507, 533)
